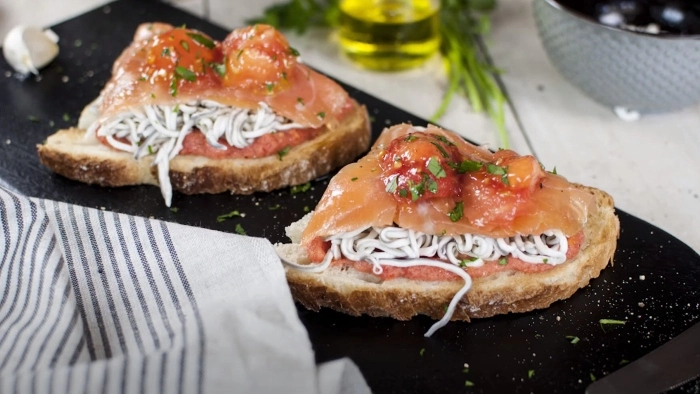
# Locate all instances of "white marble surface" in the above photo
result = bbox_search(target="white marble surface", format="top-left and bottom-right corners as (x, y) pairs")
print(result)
(1, 0), (698, 253)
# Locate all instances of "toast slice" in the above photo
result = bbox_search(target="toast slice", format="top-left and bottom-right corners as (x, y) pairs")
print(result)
(37, 101), (370, 195)
(275, 185), (619, 321)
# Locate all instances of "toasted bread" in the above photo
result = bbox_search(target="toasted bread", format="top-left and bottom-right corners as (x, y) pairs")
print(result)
(274, 185), (619, 321)
(37, 101), (370, 195)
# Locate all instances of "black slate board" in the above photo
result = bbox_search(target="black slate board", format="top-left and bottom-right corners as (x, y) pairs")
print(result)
(1, 1), (699, 393)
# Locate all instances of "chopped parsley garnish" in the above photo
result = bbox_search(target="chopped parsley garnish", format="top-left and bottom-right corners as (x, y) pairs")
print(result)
(498, 257), (507, 265)
(448, 201), (464, 222)
(151, 93), (156, 99)
(180, 40), (190, 52)
(296, 97), (304, 105)
(290, 182), (311, 194)
(27, 115), (39, 122)
(303, 206), (310, 212)
(235, 223), (246, 235)
(565, 335), (580, 344)
(187, 32), (216, 49)
(465, 381), (474, 387)
(170, 207), (179, 213)
(590, 373), (596, 382)
(269, 204), (280, 210)
(62, 113), (71, 122)
(73, 39), (83, 47)
(543, 258), (549, 263)
(210, 61), (226, 77)
(620, 359), (629, 365)
(451, 160), (482, 173)
(173, 104), (180, 113)
(430, 141), (450, 158)
(427, 157), (446, 178)
(277, 146), (290, 160)
(434, 135), (455, 146)
(426, 178), (438, 194)
(404, 135), (418, 142)
(161, 47), (171, 57)
(266, 82), (275, 92)
(169, 78), (178, 96)
(552, 166), (558, 175)
(385, 175), (398, 193)
(217, 210), (242, 222)
(237, 49), (244, 59)
(600, 319), (626, 331)
(289, 46), (300, 56)
(317, 111), (326, 119)
(351, 177), (358, 181)
(281, 71), (287, 80)
(398, 188), (408, 198)
(528, 370), (535, 379)
(486, 163), (509, 185)
(139, 76), (148, 81)
(408, 179), (425, 201)
(175, 66), (196, 82)
(419, 348), (425, 356)
(459, 257), (477, 268)
(147, 145), (154, 154)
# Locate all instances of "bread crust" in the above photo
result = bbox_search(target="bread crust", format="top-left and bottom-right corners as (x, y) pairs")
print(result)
(37, 101), (371, 195)
(277, 186), (620, 321)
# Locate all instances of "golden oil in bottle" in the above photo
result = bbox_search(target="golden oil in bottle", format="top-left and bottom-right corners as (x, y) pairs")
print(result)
(338, 0), (440, 71)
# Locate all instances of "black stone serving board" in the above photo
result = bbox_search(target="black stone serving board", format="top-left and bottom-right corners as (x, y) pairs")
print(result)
(1, 1), (699, 393)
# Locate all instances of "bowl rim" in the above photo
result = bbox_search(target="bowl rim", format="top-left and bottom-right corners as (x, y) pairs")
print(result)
(541, 0), (700, 40)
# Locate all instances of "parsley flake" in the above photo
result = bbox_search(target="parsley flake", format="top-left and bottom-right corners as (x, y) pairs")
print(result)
(528, 370), (535, 379)
(277, 146), (290, 160)
(217, 210), (242, 222)
(448, 201), (464, 222)
(434, 135), (455, 146)
(385, 175), (398, 193)
(465, 381), (474, 387)
(161, 47), (171, 57)
(169, 78), (178, 96)
(237, 49), (244, 60)
(73, 39), (82, 47)
(590, 373), (596, 382)
(266, 82), (275, 92)
(27, 115), (39, 122)
(317, 111), (326, 119)
(170, 207), (179, 213)
(419, 348), (425, 356)
(269, 204), (280, 210)
(175, 66), (197, 82)
(187, 32), (215, 49)
(290, 182), (311, 194)
(552, 166), (558, 175)
(404, 135), (418, 142)
(180, 40), (190, 52)
(235, 223), (246, 235)
(498, 257), (508, 265)
(289, 46), (300, 56)
(486, 163), (506, 176)
(426, 178), (438, 194)
(398, 188), (408, 198)
(210, 62), (226, 77)
(565, 335), (580, 344)
(600, 319), (626, 331)
(62, 113), (71, 122)
(147, 145), (154, 155)
(173, 104), (180, 113)
(408, 179), (425, 201)
(451, 160), (482, 173)
(296, 97), (304, 105)
(620, 359), (629, 365)
(351, 177), (358, 181)
(430, 141), (450, 158)
(427, 157), (446, 178)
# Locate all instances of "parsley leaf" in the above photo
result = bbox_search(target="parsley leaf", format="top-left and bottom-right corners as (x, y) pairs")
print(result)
(174, 66), (196, 82)
(385, 175), (398, 193)
(451, 160), (483, 173)
(277, 146), (290, 160)
(289, 46), (300, 56)
(565, 335), (580, 344)
(317, 111), (325, 119)
(528, 370), (535, 379)
(498, 257), (507, 265)
(187, 32), (216, 49)
(427, 157), (446, 178)
(27, 115), (39, 122)
(351, 177), (358, 181)
(465, 381), (475, 387)
(217, 210), (242, 222)
(266, 82), (275, 92)
(269, 204), (280, 210)
(180, 40), (190, 52)
(433, 135), (455, 146)
(404, 134), (418, 142)
(210, 62), (226, 77)
(552, 166), (558, 175)
(426, 178), (438, 194)
(235, 223), (246, 235)
(170, 207), (179, 213)
(600, 319), (626, 332)
(419, 348), (425, 356)
(408, 179), (425, 201)
(448, 201), (464, 222)
(398, 188), (408, 198)
(486, 163), (506, 175)
(430, 141), (449, 158)
(291, 182), (311, 194)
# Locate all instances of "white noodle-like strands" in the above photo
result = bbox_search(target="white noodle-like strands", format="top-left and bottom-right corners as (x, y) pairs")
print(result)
(281, 225), (569, 337)
(89, 100), (302, 206)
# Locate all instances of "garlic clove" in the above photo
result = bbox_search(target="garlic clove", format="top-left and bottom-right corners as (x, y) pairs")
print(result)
(2, 25), (60, 75)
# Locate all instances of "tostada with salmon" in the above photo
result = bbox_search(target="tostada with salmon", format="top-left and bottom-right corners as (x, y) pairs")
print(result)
(275, 123), (619, 336)
(37, 23), (370, 206)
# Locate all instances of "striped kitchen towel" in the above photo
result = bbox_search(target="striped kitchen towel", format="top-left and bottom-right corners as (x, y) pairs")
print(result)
(0, 187), (370, 394)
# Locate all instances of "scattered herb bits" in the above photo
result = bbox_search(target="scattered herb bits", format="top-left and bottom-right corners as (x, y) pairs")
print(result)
(217, 210), (242, 222)
(290, 182), (311, 195)
(277, 146), (290, 160)
(565, 335), (580, 344)
(170, 207), (179, 213)
(419, 348), (425, 356)
(235, 223), (246, 235)
(599, 319), (626, 331)
(269, 204), (280, 210)
(448, 201), (464, 222)
(528, 370), (535, 379)
(465, 381), (474, 387)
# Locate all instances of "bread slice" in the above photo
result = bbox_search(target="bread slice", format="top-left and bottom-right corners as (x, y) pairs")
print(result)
(274, 185), (619, 321)
(36, 100), (371, 195)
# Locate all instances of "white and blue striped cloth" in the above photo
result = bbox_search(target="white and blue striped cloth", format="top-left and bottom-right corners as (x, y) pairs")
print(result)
(0, 187), (370, 394)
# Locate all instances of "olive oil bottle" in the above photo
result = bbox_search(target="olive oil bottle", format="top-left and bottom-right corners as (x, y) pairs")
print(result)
(338, 0), (440, 71)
